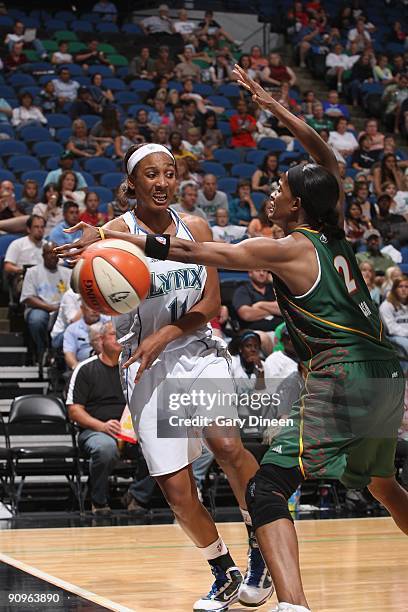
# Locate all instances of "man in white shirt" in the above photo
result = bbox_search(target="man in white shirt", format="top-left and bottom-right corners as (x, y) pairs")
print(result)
(20, 242), (71, 360)
(4, 20), (48, 59)
(51, 40), (73, 65)
(50, 288), (81, 349)
(52, 67), (80, 106)
(173, 8), (197, 43)
(197, 174), (228, 223)
(325, 43), (355, 91)
(347, 17), (371, 52)
(172, 183), (208, 220)
(212, 207), (247, 243)
(63, 301), (108, 370)
(141, 4), (175, 35)
(264, 326), (298, 381)
(328, 116), (359, 157)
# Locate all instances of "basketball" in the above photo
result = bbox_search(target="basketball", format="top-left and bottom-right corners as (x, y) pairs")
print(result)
(71, 239), (151, 316)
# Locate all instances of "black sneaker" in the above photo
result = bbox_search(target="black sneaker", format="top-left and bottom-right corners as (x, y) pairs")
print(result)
(193, 565), (242, 611)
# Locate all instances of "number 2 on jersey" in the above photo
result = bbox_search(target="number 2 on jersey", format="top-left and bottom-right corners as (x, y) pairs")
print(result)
(168, 297), (188, 323)
(334, 255), (357, 294)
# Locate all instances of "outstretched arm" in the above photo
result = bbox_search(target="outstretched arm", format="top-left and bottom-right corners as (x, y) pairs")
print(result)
(232, 65), (344, 224)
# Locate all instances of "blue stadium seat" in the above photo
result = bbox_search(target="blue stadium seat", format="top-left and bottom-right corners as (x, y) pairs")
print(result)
(55, 128), (72, 143)
(0, 86), (16, 99)
(87, 65), (113, 77)
(84, 158), (117, 175)
(0, 125), (15, 138)
(54, 11), (76, 21)
(61, 63), (84, 77)
(200, 161), (226, 178)
(32, 141), (64, 159)
(76, 76), (92, 87)
(71, 20), (94, 33)
(231, 163), (256, 178)
(251, 192), (267, 209)
(96, 23), (119, 33)
(208, 95), (231, 108)
(20, 126), (52, 144)
(0, 234), (23, 260)
(8, 74), (36, 88)
(246, 150), (267, 166)
(116, 91), (141, 106)
(0, 16), (14, 27)
(279, 151), (305, 164)
(45, 19), (66, 30)
(258, 137), (286, 152)
(80, 171), (96, 187)
(45, 114), (71, 130)
(129, 80), (154, 93)
(79, 12), (100, 23)
(98, 201), (109, 214)
(21, 170), (48, 184)
(167, 80), (183, 93)
(292, 139), (306, 153)
(401, 246), (408, 264)
(218, 121), (232, 137)
(218, 177), (238, 194)
(30, 62), (53, 72)
(102, 78), (127, 91)
(93, 186), (113, 203)
(20, 86), (41, 98)
(0, 169), (16, 182)
(193, 84), (214, 97)
(116, 67), (129, 79)
(360, 82), (384, 96)
(128, 104), (152, 115)
(213, 149), (241, 165)
(14, 183), (23, 200)
(100, 173), (123, 189)
(45, 156), (60, 171)
(121, 23), (143, 34)
(218, 84), (240, 98)
(8, 155), (41, 173)
(80, 114), (100, 129)
(0, 141), (28, 157)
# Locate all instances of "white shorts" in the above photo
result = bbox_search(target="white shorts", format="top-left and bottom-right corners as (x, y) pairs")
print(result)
(121, 337), (236, 477)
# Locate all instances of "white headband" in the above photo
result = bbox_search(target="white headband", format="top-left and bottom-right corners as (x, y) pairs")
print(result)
(127, 144), (175, 175)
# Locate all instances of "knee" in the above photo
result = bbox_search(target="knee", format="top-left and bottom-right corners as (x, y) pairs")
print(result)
(91, 435), (119, 464)
(164, 483), (199, 521)
(212, 438), (244, 466)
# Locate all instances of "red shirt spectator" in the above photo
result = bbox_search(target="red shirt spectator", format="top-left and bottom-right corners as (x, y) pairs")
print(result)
(230, 100), (257, 148)
(4, 42), (28, 72)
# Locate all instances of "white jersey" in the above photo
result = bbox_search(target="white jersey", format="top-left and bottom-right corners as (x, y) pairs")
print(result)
(116, 208), (212, 351)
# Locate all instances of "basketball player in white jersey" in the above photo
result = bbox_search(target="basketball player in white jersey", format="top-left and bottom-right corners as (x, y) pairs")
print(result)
(59, 142), (273, 611)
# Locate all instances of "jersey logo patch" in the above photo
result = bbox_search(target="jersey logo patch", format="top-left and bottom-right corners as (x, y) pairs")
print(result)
(270, 445), (282, 454)
(359, 301), (372, 317)
(320, 233), (328, 244)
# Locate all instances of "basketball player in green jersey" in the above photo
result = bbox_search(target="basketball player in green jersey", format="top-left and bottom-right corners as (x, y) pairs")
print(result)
(59, 65), (408, 611)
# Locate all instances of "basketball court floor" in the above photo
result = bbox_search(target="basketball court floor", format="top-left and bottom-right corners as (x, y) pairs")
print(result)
(0, 517), (406, 611)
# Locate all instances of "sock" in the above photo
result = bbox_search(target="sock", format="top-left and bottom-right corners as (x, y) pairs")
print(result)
(198, 537), (237, 572)
(278, 603), (311, 612)
(240, 507), (254, 539)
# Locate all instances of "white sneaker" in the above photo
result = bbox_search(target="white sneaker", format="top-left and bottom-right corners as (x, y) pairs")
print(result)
(270, 603), (311, 612)
(238, 534), (274, 607)
(193, 566), (242, 611)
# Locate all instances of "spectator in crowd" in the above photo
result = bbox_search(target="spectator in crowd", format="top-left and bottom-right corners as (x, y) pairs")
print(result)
(209, 52), (233, 86)
(249, 45), (268, 71)
(50, 288), (81, 349)
(133, 109), (152, 143)
(325, 43), (356, 92)
(338, 160), (355, 197)
(20, 241), (71, 360)
(382, 181), (408, 218)
(322, 90), (350, 119)
(153, 125), (170, 146)
(260, 53), (297, 87)
(351, 180), (375, 220)
(380, 275), (408, 365)
(232, 269), (282, 355)
(348, 53), (374, 106)
(182, 127), (205, 159)
(69, 87), (102, 120)
(4, 20), (47, 59)
(169, 104), (191, 140)
(51, 40), (72, 65)
(148, 97), (173, 128)
(33, 184), (63, 235)
(201, 111), (224, 157)
(237, 54), (258, 81)
(251, 153), (281, 194)
(196, 173), (228, 223)
(248, 200), (277, 238)
(114, 119), (145, 159)
(4, 41), (28, 72)
(307, 102), (333, 132)
(49, 201), (82, 247)
(373, 193), (406, 247)
(75, 39), (112, 72)
(107, 187), (130, 220)
(197, 9), (236, 45)
(373, 54), (395, 86)
(11, 92), (47, 131)
(229, 180), (258, 227)
(383, 73), (408, 133)
(154, 45), (175, 80)
(175, 47), (201, 81)
(39, 81), (58, 113)
(230, 99), (257, 148)
(355, 228), (395, 276)
(328, 116), (359, 158)
(64, 300), (107, 370)
(360, 118), (385, 151)
(296, 17), (325, 68)
(128, 47), (156, 80)
(80, 192), (107, 227)
(373, 153), (405, 196)
(359, 261), (381, 306)
(381, 265), (402, 299)
(344, 201), (372, 251)
(89, 73), (115, 107)
(211, 207), (247, 243)
(168, 131), (192, 159)
(172, 182), (207, 220)
(4, 215), (45, 301)
(43, 151), (87, 190)
(230, 331), (265, 395)
(300, 90), (319, 119)
(90, 107), (121, 152)
(67, 119), (103, 159)
(141, 4), (175, 36)
(0, 180), (20, 222)
(347, 16), (372, 52)
(351, 134), (380, 171)
(92, 0), (117, 22)
(173, 8), (197, 43)
(66, 321), (126, 514)
(57, 171), (86, 210)
(264, 325), (298, 381)
(17, 179), (40, 215)
(52, 67), (80, 106)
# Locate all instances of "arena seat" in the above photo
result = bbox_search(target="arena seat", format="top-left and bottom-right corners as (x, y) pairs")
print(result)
(93, 186), (113, 203)
(121, 23), (143, 35)
(32, 142), (64, 159)
(20, 126), (52, 144)
(218, 121), (232, 137)
(96, 23), (119, 34)
(246, 150), (267, 166)
(213, 149), (241, 166)
(116, 91), (141, 106)
(218, 177), (238, 194)
(87, 65), (114, 77)
(83, 158), (117, 175)
(231, 163), (257, 178)
(200, 161), (227, 178)
(107, 55), (129, 67)
(21, 170), (48, 184)
(45, 114), (72, 129)
(8, 156), (41, 174)
(80, 171), (96, 187)
(55, 128), (72, 144)
(8, 74), (36, 88)
(129, 80), (154, 93)
(0, 125), (15, 139)
(0, 170), (16, 182)
(71, 20), (94, 33)
(251, 192), (266, 209)
(193, 83), (214, 97)
(208, 95), (232, 108)
(102, 78), (127, 91)
(0, 141), (28, 157)
(100, 173), (123, 189)
(0, 86), (16, 99)
(80, 115), (100, 129)
(258, 137), (287, 152)
(218, 84), (240, 98)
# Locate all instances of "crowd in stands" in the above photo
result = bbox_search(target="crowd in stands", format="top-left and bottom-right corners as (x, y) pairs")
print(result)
(0, 0), (407, 510)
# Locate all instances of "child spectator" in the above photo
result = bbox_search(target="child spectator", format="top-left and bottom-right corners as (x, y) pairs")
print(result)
(32, 184), (63, 235)
(80, 192), (107, 226)
(17, 180), (40, 215)
(211, 207), (247, 243)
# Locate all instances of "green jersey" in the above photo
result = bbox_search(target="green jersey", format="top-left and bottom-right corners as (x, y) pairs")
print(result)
(272, 228), (396, 369)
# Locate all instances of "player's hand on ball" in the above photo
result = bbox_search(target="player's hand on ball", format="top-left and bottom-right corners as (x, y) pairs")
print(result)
(101, 419), (122, 437)
(122, 332), (169, 384)
(54, 222), (101, 260)
(232, 64), (275, 110)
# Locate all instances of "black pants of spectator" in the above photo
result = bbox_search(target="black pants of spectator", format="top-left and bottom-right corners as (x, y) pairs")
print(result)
(78, 429), (119, 506)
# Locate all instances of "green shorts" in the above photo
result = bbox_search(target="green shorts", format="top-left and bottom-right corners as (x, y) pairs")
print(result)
(262, 359), (405, 489)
